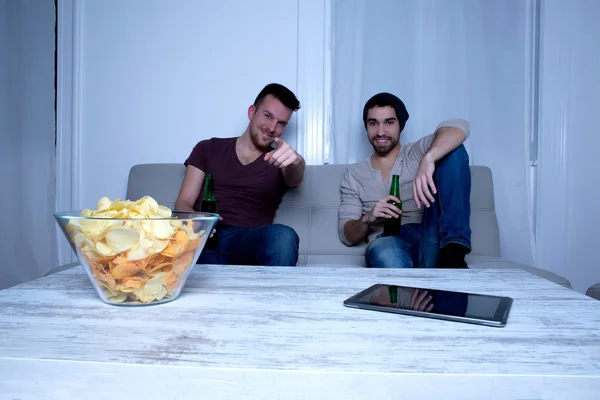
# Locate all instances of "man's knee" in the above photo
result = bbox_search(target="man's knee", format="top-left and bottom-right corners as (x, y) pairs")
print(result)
(268, 224), (300, 247)
(444, 143), (469, 163)
(435, 144), (470, 176)
(261, 224), (299, 266)
(365, 237), (412, 268)
(432, 144), (471, 200)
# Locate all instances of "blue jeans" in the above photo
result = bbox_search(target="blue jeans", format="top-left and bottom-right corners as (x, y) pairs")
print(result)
(365, 144), (472, 268)
(197, 223), (299, 266)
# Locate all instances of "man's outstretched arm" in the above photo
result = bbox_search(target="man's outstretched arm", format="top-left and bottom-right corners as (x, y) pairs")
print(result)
(281, 154), (305, 188)
(264, 138), (306, 188)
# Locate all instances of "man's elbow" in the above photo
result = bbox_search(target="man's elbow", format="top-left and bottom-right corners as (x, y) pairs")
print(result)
(340, 237), (354, 247)
(459, 119), (471, 138)
(286, 176), (303, 188)
(174, 200), (184, 211)
(339, 232), (352, 247)
(175, 198), (194, 212)
(338, 221), (355, 247)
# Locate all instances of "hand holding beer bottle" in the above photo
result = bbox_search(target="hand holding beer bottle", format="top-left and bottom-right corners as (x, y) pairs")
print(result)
(361, 175), (402, 234)
(383, 175), (402, 236)
(200, 173), (219, 249)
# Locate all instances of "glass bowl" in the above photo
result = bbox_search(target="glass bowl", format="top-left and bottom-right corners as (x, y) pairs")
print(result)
(54, 211), (219, 306)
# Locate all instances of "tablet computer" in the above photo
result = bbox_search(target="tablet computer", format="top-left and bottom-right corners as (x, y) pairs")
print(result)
(343, 284), (513, 327)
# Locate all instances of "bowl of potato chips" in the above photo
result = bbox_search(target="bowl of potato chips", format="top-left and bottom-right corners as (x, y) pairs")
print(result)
(54, 196), (219, 306)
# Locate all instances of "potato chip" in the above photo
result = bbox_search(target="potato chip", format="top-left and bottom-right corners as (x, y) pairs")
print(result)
(164, 271), (178, 286)
(110, 258), (143, 280)
(151, 220), (176, 240)
(107, 292), (128, 303)
(123, 277), (146, 289)
(96, 196), (112, 211)
(105, 228), (140, 253)
(66, 196), (207, 305)
(95, 241), (114, 256)
(173, 251), (195, 275)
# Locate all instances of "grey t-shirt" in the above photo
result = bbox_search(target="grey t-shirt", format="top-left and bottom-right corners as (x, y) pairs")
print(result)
(338, 119), (471, 245)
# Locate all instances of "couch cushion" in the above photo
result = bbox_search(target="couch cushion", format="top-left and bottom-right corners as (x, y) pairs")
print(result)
(309, 208), (365, 256)
(274, 164), (359, 265)
(469, 209), (501, 257)
(309, 164), (365, 258)
(586, 284), (600, 300)
(126, 163), (185, 210)
(470, 166), (495, 210)
(273, 169), (311, 264)
(310, 164), (347, 208)
(469, 166), (501, 257)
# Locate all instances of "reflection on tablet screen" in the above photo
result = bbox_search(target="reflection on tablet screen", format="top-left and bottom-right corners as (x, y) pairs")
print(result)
(356, 285), (501, 320)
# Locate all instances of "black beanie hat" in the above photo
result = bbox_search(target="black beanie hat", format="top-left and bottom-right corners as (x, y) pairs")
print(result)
(362, 92), (410, 131)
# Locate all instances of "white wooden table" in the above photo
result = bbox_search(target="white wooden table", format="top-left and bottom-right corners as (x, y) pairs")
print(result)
(1, 265), (600, 399)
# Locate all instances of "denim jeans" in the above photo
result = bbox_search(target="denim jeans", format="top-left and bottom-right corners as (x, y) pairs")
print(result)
(197, 223), (299, 266)
(365, 144), (472, 268)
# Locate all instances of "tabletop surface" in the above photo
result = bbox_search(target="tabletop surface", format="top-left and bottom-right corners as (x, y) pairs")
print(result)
(1, 265), (600, 399)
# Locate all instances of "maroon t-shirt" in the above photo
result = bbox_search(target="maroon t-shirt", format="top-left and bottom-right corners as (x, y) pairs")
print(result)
(184, 137), (289, 228)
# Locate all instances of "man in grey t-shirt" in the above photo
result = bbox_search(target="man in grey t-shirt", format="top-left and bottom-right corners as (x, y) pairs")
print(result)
(338, 92), (472, 269)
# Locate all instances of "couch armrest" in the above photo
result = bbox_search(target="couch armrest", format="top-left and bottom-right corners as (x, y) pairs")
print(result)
(44, 261), (80, 277)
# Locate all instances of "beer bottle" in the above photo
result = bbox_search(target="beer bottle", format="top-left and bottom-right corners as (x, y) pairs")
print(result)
(388, 285), (398, 304)
(383, 174), (402, 236)
(200, 173), (219, 249)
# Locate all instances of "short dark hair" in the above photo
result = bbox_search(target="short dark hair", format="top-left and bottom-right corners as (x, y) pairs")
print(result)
(362, 92), (409, 131)
(254, 83), (301, 112)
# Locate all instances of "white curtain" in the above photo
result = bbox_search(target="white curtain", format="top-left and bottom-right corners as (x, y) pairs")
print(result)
(0, 0), (57, 289)
(332, 0), (535, 267)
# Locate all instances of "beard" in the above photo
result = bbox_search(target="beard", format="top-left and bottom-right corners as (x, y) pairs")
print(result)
(370, 136), (398, 155)
(250, 126), (274, 151)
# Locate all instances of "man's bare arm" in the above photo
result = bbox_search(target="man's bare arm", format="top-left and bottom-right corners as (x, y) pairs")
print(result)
(174, 165), (205, 211)
(423, 126), (467, 163)
(413, 125), (468, 208)
(263, 138), (306, 188)
(343, 217), (370, 246)
(282, 155), (305, 188)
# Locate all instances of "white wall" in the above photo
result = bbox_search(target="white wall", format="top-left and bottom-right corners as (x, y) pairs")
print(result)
(461, 0), (534, 267)
(0, 2), (8, 174)
(0, 0), (57, 289)
(77, 0), (299, 210)
(537, 0), (600, 293)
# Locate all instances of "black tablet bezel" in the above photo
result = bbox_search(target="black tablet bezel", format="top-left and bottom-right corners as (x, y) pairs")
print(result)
(343, 283), (513, 328)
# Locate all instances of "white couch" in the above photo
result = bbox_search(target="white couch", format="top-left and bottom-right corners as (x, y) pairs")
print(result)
(115, 163), (570, 288)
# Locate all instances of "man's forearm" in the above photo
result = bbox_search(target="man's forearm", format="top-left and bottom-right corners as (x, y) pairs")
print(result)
(174, 199), (195, 212)
(424, 126), (467, 162)
(343, 217), (370, 245)
(282, 155), (306, 187)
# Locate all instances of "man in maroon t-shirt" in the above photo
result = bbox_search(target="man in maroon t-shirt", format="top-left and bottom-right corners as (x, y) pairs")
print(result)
(175, 83), (305, 266)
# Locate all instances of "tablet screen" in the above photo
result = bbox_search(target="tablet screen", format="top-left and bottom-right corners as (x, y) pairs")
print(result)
(345, 284), (510, 322)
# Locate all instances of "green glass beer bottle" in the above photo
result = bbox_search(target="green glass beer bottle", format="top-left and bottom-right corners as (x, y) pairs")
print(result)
(200, 173), (219, 249)
(388, 285), (398, 304)
(383, 174), (402, 236)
